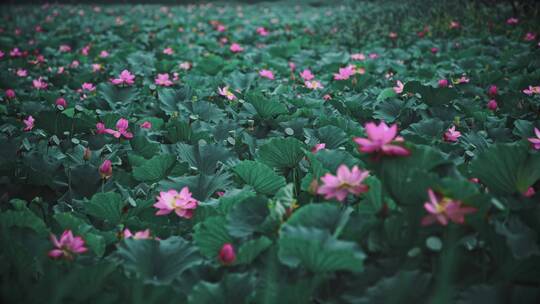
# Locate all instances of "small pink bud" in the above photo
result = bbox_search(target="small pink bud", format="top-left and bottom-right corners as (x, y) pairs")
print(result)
(99, 159), (112, 179)
(5, 89), (15, 99)
(140, 121), (152, 129)
(55, 97), (67, 108)
(438, 79), (448, 88)
(488, 85), (497, 96)
(487, 99), (498, 111)
(523, 187), (535, 198)
(431, 47), (439, 54)
(218, 243), (236, 265)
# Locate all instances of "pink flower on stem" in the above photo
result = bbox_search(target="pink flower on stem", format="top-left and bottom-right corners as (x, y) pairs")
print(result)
(256, 27), (269, 36)
(55, 97), (67, 108)
(311, 143), (326, 153)
(123, 229), (151, 240)
(33, 77), (48, 90)
(487, 99), (498, 111)
(351, 53), (366, 61)
(438, 79), (449, 88)
(107, 118), (133, 139)
(111, 70), (135, 86)
(393, 80), (404, 94)
(163, 47), (174, 55)
(528, 127), (540, 150)
(333, 65), (356, 80)
(218, 243), (236, 265)
(523, 86), (540, 96)
(81, 82), (95, 91)
(305, 80), (323, 90)
(23, 116), (34, 131)
(300, 69), (314, 81)
(369, 53), (379, 59)
(317, 165), (370, 202)
(99, 159), (112, 179)
(48, 230), (87, 260)
(218, 86), (236, 100)
(230, 43), (244, 53)
(155, 73), (173, 86)
(506, 17), (519, 25)
(353, 121), (410, 156)
(488, 85), (498, 96)
(444, 125), (461, 142)
(140, 121), (152, 129)
(421, 189), (477, 226)
(5, 89), (16, 99)
(259, 69), (274, 80)
(153, 187), (198, 218)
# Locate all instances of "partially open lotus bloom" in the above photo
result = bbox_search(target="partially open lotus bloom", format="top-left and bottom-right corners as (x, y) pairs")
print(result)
(230, 43), (244, 53)
(155, 73), (173, 86)
(33, 77), (48, 90)
(456, 76), (470, 84)
(5, 89), (16, 99)
(506, 17), (519, 25)
(288, 61), (296, 72)
(438, 79), (449, 88)
(311, 143), (326, 153)
(421, 189), (477, 226)
(48, 230), (88, 260)
(17, 69), (27, 77)
(317, 165), (370, 202)
(524, 32), (536, 41)
(59, 44), (71, 52)
(140, 121), (152, 129)
(488, 84), (497, 96)
(300, 69), (314, 81)
(256, 27), (269, 36)
(218, 243), (236, 265)
(162, 47), (174, 55)
(333, 65), (355, 80)
(99, 50), (109, 58)
(179, 61), (192, 70)
(218, 86), (236, 100)
(259, 69), (274, 79)
(92, 64), (102, 72)
(444, 125), (461, 142)
(393, 80), (404, 94)
(305, 80), (323, 90)
(216, 24), (226, 32)
(323, 94), (332, 101)
(23, 116), (34, 131)
(523, 85), (540, 96)
(81, 82), (95, 91)
(528, 128), (540, 150)
(10, 47), (22, 57)
(107, 118), (133, 139)
(353, 121), (410, 156)
(351, 53), (366, 61)
(487, 99), (498, 111)
(99, 159), (112, 179)
(111, 70), (135, 86)
(523, 187), (536, 197)
(123, 228), (151, 240)
(153, 187), (198, 218)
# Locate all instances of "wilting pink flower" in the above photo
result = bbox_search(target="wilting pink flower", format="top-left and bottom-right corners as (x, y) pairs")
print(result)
(300, 69), (314, 81)
(218, 243), (236, 265)
(438, 79), (449, 88)
(393, 80), (404, 94)
(99, 159), (112, 179)
(444, 125), (461, 142)
(421, 189), (477, 226)
(524, 32), (536, 41)
(155, 73), (173, 86)
(456, 76), (470, 84)
(389, 32), (398, 39)
(230, 43), (244, 53)
(305, 80), (323, 90)
(523, 85), (540, 96)
(153, 187), (198, 218)
(111, 70), (135, 86)
(488, 85), (498, 96)
(259, 69), (274, 80)
(48, 230), (87, 260)
(317, 165), (370, 202)
(59, 44), (71, 52)
(506, 17), (519, 25)
(256, 27), (269, 36)
(163, 47), (174, 55)
(333, 65), (355, 80)
(123, 228), (151, 240)
(311, 143), (326, 153)
(33, 77), (48, 90)
(179, 61), (192, 70)
(10, 48), (22, 57)
(431, 47), (439, 54)
(523, 187), (536, 197)
(487, 99), (498, 111)
(55, 97), (67, 108)
(5, 89), (15, 99)
(351, 53), (366, 61)
(140, 121), (152, 129)
(16, 69), (27, 77)
(449, 21), (460, 29)
(108, 118), (133, 139)
(218, 86), (236, 100)
(23, 116), (34, 131)
(99, 50), (109, 58)
(81, 82), (95, 91)
(528, 128), (540, 150)
(353, 121), (410, 156)
(288, 62), (296, 72)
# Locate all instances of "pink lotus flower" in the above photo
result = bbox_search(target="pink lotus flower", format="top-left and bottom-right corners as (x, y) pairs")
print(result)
(421, 189), (477, 226)
(524, 32), (537, 41)
(59, 44), (71, 52)
(288, 62), (296, 72)
(111, 70), (135, 86)
(259, 69), (274, 80)
(99, 159), (112, 179)
(216, 24), (226, 32)
(179, 61), (192, 70)
(389, 32), (398, 39)
(333, 65), (355, 80)
(155, 73), (173, 86)
(351, 53), (366, 61)
(163, 47), (174, 55)
(218, 243), (236, 265)
(81, 82), (95, 91)
(299, 69), (314, 81)
(55, 97), (67, 108)
(153, 187), (198, 218)
(305, 80), (323, 90)
(488, 85), (498, 96)
(48, 230), (88, 260)
(96, 122), (108, 134)
(438, 79), (449, 88)
(323, 94), (332, 101)
(317, 165), (370, 202)
(449, 21), (460, 29)
(523, 187), (536, 197)
(256, 27), (269, 36)
(431, 47), (439, 54)
(108, 118), (134, 139)
(456, 76), (470, 84)
(393, 80), (404, 94)
(218, 86), (236, 100)
(10, 48), (22, 57)
(99, 50), (109, 58)
(70, 60), (80, 68)
(81, 45), (91, 56)
(230, 43), (244, 53)
(444, 125), (461, 142)
(5, 89), (15, 99)
(140, 121), (152, 129)
(487, 99), (498, 111)
(311, 143), (326, 153)
(369, 53), (379, 59)
(123, 228), (151, 240)
(33, 77), (48, 90)
(506, 17), (519, 25)
(23, 116), (34, 131)
(0, 50), (4, 59)
(528, 128), (540, 150)
(92, 63), (102, 72)
(523, 85), (540, 96)
(353, 121), (410, 156)
(16, 69), (27, 77)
